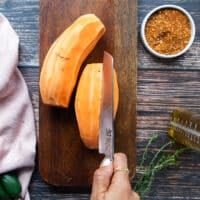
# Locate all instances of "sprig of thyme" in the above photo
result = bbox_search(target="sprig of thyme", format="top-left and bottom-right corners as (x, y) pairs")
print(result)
(132, 135), (188, 199)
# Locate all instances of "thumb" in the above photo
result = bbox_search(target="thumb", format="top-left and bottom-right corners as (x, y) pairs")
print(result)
(91, 160), (113, 200)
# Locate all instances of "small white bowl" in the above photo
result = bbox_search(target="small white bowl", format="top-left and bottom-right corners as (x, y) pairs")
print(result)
(141, 4), (196, 58)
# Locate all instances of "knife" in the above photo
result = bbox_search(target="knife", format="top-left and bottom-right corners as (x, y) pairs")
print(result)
(99, 51), (114, 165)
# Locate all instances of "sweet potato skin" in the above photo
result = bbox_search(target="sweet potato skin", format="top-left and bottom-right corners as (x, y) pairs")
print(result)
(40, 14), (106, 107)
(75, 63), (119, 149)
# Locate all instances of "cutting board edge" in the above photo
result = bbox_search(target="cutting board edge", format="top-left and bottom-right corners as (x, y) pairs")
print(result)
(39, 0), (137, 186)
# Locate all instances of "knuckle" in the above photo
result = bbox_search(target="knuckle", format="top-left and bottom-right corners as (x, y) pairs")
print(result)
(97, 193), (104, 200)
(119, 181), (131, 191)
(93, 168), (105, 180)
(94, 169), (102, 177)
(91, 193), (104, 200)
(132, 191), (140, 200)
(116, 152), (127, 162)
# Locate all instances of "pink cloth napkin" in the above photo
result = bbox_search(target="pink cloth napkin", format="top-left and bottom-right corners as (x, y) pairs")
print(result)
(0, 13), (36, 200)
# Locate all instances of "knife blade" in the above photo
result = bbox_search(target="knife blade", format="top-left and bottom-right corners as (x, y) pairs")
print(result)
(99, 51), (114, 163)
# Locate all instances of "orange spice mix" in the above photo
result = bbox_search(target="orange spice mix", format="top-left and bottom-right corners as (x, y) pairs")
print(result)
(145, 9), (191, 55)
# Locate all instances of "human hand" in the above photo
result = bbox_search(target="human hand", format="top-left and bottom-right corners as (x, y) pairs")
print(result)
(91, 153), (140, 200)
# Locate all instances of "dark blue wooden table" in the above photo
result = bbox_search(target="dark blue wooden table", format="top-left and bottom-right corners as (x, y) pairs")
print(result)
(0, 0), (200, 199)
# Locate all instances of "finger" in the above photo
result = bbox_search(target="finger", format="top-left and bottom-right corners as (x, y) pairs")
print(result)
(132, 191), (140, 200)
(110, 153), (131, 189)
(100, 157), (112, 167)
(91, 162), (113, 199)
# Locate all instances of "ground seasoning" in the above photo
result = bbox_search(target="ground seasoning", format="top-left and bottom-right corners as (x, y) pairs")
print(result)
(145, 9), (191, 55)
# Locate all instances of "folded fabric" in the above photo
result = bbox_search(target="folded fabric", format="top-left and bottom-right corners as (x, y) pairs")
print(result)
(0, 13), (36, 200)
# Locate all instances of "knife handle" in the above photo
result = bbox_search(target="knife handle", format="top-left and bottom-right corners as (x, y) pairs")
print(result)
(100, 157), (113, 167)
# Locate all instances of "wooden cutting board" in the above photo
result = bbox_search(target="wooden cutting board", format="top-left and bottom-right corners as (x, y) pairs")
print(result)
(39, 0), (137, 186)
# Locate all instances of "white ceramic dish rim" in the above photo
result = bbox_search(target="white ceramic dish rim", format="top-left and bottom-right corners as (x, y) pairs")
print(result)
(141, 4), (196, 58)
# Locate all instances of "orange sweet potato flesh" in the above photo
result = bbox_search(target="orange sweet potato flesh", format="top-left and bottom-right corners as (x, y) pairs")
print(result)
(40, 14), (106, 107)
(75, 63), (119, 149)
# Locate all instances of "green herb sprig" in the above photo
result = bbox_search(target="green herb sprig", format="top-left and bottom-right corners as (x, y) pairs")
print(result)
(132, 135), (187, 199)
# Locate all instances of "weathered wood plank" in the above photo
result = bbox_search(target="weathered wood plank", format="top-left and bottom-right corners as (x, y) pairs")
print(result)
(20, 67), (200, 139)
(20, 66), (200, 199)
(138, 41), (200, 70)
(138, 70), (200, 113)
(1, 0), (200, 71)
(39, 0), (137, 186)
(0, 0), (39, 66)
(1, 0), (199, 198)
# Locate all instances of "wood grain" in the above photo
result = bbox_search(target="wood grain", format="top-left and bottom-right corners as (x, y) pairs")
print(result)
(39, 0), (137, 186)
(0, 0), (39, 66)
(1, 0), (200, 198)
(20, 67), (200, 199)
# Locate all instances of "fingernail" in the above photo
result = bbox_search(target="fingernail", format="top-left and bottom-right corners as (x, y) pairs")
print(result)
(100, 157), (112, 167)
